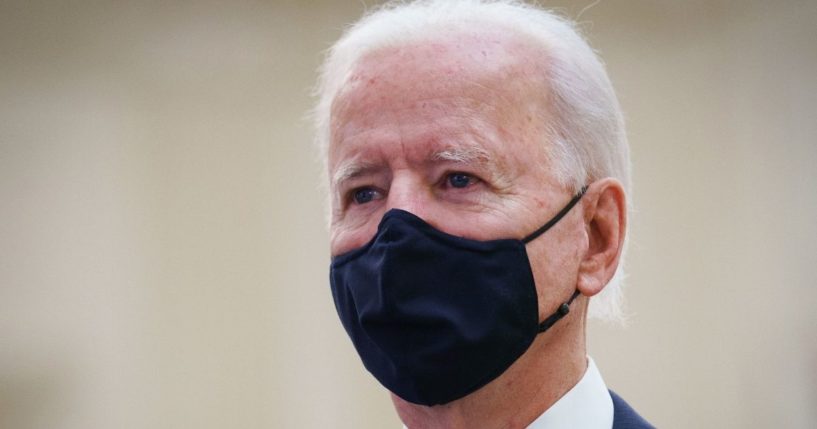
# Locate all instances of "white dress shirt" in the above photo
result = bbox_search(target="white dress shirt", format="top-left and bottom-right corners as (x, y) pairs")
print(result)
(527, 357), (613, 429)
(401, 358), (613, 429)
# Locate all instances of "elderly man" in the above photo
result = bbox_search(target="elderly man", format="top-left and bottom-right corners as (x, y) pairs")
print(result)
(314, 1), (652, 428)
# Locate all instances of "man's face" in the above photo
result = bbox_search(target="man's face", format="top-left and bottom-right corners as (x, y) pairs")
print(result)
(327, 33), (587, 320)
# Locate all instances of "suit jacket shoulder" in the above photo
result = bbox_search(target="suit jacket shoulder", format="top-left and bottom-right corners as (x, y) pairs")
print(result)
(610, 390), (655, 429)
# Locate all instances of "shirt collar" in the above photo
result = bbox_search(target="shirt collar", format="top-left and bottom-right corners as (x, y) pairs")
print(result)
(526, 357), (613, 429)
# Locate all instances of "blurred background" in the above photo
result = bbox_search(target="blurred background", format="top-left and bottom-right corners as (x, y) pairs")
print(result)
(1, 0), (815, 428)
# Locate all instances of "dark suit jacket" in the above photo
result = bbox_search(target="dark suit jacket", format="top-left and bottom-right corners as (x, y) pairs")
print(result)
(610, 390), (654, 429)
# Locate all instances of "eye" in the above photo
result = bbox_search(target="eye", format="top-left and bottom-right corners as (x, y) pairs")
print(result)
(447, 172), (477, 189)
(351, 187), (381, 205)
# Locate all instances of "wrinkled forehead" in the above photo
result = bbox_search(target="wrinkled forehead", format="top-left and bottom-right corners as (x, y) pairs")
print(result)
(335, 32), (547, 105)
(327, 31), (551, 158)
(352, 31), (541, 84)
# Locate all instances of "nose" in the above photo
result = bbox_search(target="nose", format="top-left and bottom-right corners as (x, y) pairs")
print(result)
(384, 173), (437, 226)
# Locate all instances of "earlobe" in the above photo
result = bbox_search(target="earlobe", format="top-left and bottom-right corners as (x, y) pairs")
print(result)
(576, 179), (627, 297)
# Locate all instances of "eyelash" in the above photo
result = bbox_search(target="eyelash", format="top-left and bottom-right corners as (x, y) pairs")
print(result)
(443, 172), (479, 189)
(350, 187), (381, 205)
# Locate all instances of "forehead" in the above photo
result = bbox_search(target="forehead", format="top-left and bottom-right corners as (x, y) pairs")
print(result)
(328, 31), (552, 173)
(332, 31), (546, 116)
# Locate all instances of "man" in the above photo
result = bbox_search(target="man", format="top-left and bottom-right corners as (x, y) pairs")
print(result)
(314, 1), (653, 428)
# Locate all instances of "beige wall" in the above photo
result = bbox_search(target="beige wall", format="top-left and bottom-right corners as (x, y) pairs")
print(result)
(1, 1), (815, 428)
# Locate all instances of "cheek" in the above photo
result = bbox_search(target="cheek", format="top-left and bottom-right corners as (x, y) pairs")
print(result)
(329, 219), (380, 256)
(525, 227), (583, 319)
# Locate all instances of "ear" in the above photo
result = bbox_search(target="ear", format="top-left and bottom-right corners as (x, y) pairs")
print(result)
(576, 179), (627, 297)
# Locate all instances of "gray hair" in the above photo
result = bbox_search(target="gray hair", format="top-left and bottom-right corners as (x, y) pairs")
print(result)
(312, 0), (630, 322)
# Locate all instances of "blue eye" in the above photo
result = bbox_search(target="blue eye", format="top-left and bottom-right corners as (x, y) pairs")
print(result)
(447, 173), (473, 189)
(353, 188), (378, 204)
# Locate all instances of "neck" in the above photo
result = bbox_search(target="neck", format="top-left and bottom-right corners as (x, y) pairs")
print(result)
(392, 302), (588, 429)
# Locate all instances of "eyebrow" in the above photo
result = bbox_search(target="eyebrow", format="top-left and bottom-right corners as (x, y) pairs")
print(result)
(432, 146), (490, 164)
(433, 146), (510, 188)
(331, 145), (510, 189)
(332, 160), (379, 188)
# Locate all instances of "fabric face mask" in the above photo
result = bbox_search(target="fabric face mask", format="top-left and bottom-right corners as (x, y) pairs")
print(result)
(329, 187), (587, 406)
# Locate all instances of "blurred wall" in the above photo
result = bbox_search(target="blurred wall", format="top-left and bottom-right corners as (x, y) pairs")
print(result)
(0, 1), (815, 428)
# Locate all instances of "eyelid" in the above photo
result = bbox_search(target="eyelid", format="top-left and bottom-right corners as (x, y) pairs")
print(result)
(346, 185), (385, 207)
(337, 173), (382, 201)
(443, 171), (482, 187)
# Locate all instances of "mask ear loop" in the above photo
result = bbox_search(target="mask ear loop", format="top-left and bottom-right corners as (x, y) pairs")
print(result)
(519, 186), (588, 333)
(538, 290), (582, 332)
(522, 186), (588, 244)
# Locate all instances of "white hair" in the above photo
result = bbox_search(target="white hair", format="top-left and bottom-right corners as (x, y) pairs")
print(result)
(312, 0), (631, 323)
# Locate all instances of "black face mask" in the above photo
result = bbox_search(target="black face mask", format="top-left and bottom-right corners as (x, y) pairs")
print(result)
(329, 187), (587, 406)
